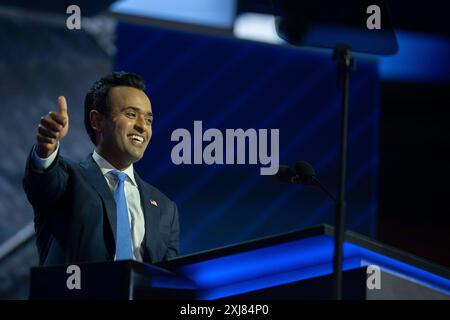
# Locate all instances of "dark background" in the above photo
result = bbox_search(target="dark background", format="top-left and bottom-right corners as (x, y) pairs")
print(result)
(379, 82), (450, 268)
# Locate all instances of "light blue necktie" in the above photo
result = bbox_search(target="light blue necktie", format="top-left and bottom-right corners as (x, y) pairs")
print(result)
(110, 171), (133, 260)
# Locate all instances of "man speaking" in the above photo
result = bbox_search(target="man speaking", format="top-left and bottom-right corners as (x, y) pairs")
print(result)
(23, 71), (179, 266)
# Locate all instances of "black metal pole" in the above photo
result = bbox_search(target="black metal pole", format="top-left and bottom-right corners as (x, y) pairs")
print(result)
(333, 44), (355, 300)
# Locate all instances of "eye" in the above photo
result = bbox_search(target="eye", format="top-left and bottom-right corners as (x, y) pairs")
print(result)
(125, 110), (137, 118)
(146, 117), (153, 125)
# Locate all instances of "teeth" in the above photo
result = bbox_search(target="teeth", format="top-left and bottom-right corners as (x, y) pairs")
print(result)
(129, 135), (144, 143)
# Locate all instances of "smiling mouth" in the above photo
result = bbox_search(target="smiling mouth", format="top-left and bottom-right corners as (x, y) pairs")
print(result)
(128, 134), (145, 146)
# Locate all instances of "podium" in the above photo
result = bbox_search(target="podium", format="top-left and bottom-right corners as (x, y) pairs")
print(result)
(30, 225), (450, 299)
(29, 260), (197, 299)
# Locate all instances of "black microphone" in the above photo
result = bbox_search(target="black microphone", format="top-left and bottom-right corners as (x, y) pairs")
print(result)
(276, 165), (298, 184)
(276, 161), (316, 185)
(277, 161), (337, 203)
(294, 160), (316, 186)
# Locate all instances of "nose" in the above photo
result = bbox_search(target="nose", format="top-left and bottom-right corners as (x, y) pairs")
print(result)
(134, 115), (146, 134)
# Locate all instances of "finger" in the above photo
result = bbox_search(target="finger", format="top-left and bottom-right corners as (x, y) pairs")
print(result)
(48, 112), (67, 127)
(40, 115), (64, 132)
(37, 133), (56, 145)
(38, 124), (59, 139)
(57, 96), (68, 117)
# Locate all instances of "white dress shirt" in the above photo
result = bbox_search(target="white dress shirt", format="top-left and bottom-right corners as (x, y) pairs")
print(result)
(32, 144), (146, 261)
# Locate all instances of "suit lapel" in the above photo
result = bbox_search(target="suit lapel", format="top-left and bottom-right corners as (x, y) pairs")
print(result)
(134, 172), (161, 262)
(79, 155), (117, 242)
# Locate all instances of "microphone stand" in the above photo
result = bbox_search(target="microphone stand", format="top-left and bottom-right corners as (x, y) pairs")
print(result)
(333, 44), (355, 300)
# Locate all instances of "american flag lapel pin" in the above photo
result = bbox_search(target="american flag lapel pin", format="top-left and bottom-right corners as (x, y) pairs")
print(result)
(150, 199), (158, 207)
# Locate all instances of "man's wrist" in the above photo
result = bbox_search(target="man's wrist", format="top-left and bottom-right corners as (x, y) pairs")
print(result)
(32, 143), (59, 170)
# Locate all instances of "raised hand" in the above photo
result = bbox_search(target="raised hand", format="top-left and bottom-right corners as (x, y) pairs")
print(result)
(36, 96), (69, 158)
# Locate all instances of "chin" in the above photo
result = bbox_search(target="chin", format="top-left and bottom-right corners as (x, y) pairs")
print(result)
(128, 151), (145, 163)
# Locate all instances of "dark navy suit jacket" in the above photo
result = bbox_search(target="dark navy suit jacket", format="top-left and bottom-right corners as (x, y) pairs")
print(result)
(23, 151), (179, 266)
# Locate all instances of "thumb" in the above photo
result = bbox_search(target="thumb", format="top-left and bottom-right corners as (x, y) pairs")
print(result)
(57, 96), (68, 118)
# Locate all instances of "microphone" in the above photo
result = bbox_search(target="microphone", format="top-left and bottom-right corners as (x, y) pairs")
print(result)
(276, 161), (337, 203)
(294, 160), (316, 186)
(275, 161), (316, 185)
(276, 165), (298, 184)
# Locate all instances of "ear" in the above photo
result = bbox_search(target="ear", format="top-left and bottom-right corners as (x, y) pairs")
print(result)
(89, 110), (103, 131)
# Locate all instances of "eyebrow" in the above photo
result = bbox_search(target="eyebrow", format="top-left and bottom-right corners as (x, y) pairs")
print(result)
(123, 106), (153, 117)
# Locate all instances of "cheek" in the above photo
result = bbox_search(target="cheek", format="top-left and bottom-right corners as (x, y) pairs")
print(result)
(117, 121), (132, 135)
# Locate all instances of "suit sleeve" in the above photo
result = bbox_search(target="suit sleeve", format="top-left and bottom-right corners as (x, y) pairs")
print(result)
(165, 200), (180, 260)
(23, 147), (69, 214)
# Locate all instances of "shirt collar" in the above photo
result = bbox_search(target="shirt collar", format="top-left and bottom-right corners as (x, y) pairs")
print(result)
(92, 150), (137, 186)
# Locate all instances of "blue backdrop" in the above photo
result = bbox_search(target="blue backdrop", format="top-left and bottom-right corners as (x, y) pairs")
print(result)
(115, 22), (380, 255)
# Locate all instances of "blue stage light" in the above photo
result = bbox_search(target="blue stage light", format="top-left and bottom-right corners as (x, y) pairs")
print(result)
(378, 30), (450, 82)
(169, 234), (450, 299)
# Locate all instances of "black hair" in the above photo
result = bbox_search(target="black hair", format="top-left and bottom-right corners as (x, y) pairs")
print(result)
(84, 71), (146, 145)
